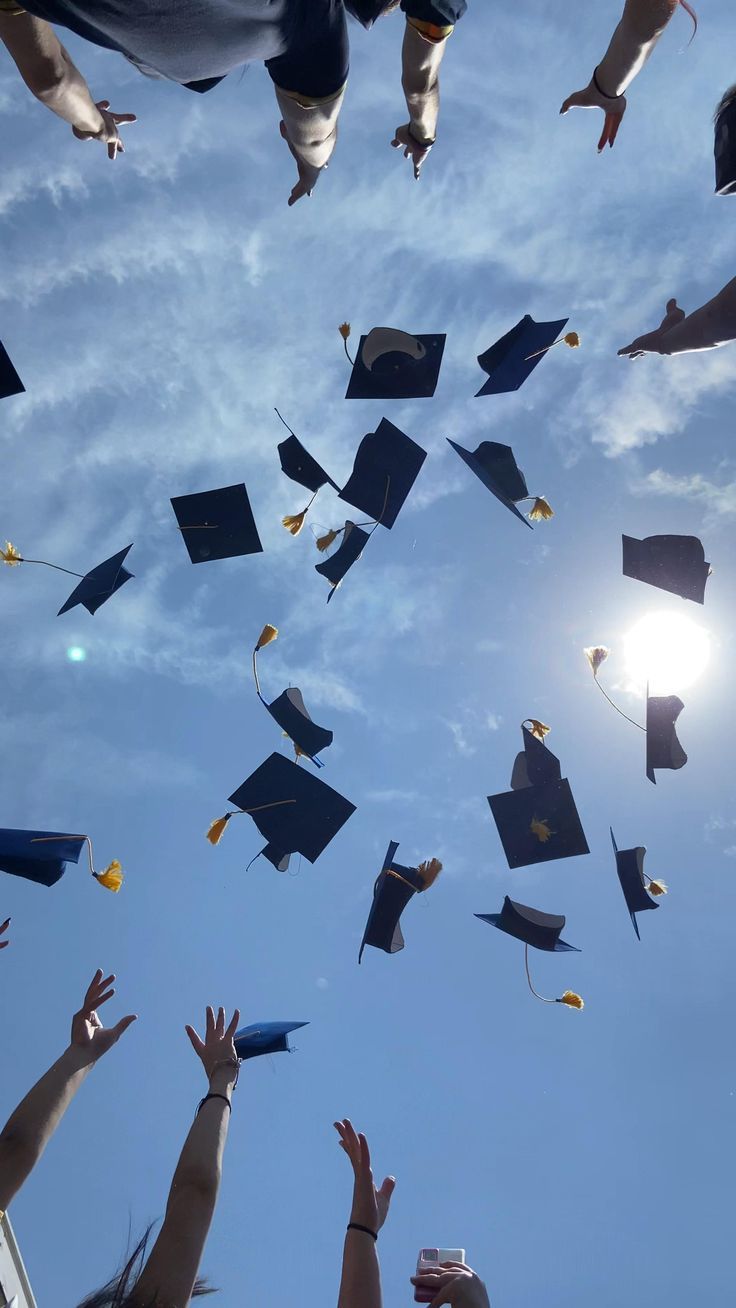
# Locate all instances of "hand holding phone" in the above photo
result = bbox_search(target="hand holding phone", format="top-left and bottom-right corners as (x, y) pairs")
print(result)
(414, 1250), (466, 1303)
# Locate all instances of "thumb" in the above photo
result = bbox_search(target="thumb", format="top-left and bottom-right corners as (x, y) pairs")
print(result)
(378, 1176), (396, 1205)
(112, 1014), (137, 1040)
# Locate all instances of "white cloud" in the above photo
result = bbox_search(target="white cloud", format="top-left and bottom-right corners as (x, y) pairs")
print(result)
(630, 467), (736, 520)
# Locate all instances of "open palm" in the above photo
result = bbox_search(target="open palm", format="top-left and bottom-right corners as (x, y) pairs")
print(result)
(70, 969), (137, 1061)
(335, 1118), (395, 1231)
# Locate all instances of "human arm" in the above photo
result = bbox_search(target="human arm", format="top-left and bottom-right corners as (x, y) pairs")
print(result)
(392, 17), (453, 178)
(132, 1006), (240, 1308)
(334, 1119), (395, 1308)
(274, 84), (346, 206)
(0, 969), (136, 1211)
(618, 279), (736, 357)
(411, 1262), (491, 1308)
(0, 12), (135, 156)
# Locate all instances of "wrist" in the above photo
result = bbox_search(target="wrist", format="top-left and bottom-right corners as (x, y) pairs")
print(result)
(208, 1064), (238, 1094)
(408, 122), (435, 148)
(63, 1044), (96, 1074)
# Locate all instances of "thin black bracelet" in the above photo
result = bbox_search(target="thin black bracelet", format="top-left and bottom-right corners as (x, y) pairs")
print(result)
(592, 65), (619, 101)
(196, 1092), (232, 1116)
(347, 1222), (378, 1241)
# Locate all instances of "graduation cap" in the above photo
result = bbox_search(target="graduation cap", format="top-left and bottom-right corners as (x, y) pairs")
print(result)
(446, 440), (553, 526)
(1, 540), (134, 616)
(276, 413), (340, 537)
(475, 315), (578, 396)
(207, 751), (355, 870)
(646, 693), (687, 784)
(342, 325), (446, 399)
(0, 829), (123, 891)
(252, 624), (333, 766)
(358, 840), (442, 962)
(171, 484), (263, 563)
(715, 94), (736, 195)
(622, 534), (710, 604)
(338, 418), (426, 528)
(0, 341), (24, 400)
(488, 721), (589, 868)
(314, 521), (371, 599)
(476, 897), (583, 1007)
(610, 828), (667, 940)
(234, 1020), (308, 1060)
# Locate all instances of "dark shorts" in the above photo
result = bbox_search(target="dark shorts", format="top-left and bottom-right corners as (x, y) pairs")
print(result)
(266, 1), (349, 99)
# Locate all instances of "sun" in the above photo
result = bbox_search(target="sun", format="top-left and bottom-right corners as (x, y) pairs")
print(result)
(623, 611), (710, 694)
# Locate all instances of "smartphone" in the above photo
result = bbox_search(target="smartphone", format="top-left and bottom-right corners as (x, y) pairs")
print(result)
(414, 1249), (466, 1302)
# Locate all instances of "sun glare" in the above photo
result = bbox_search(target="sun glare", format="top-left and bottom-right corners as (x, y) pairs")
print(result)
(624, 611), (710, 694)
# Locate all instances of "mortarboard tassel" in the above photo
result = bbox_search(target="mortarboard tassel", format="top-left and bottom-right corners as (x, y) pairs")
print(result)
(530, 817), (554, 843)
(416, 857), (443, 890)
(316, 528), (341, 553)
(207, 814), (232, 845)
(647, 878), (668, 896)
(282, 508), (308, 536)
(527, 496), (554, 522)
(1, 541), (22, 565)
(558, 990), (585, 1009)
(525, 718), (551, 740)
(583, 645), (645, 732)
(256, 623), (278, 651)
(93, 859), (124, 893)
(338, 322), (354, 365)
(525, 945), (583, 1009)
(524, 331), (580, 361)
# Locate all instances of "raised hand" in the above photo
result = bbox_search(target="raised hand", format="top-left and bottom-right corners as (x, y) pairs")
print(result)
(72, 100), (137, 159)
(185, 1006), (241, 1084)
(560, 78), (626, 152)
(411, 1263), (491, 1308)
(0, 917), (9, 951)
(278, 119), (322, 207)
(618, 297), (687, 358)
(70, 969), (137, 1061)
(334, 1118), (395, 1232)
(391, 124), (433, 180)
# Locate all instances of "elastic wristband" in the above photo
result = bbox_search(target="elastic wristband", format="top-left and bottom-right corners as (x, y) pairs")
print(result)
(347, 1222), (378, 1241)
(592, 65), (619, 101)
(197, 1092), (231, 1115)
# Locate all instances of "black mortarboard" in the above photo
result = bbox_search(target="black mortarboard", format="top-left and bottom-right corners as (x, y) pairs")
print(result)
(646, 694), (687, 784)
(234, 1020), (308, 1060)
(476, 897), (579, 952)
(0, 341), (24, 400)
(715, 96), (736, 195)
(278, 434), (339, 494)
(339, 418), (426, 528)
(610, 829), (663, 940)
(171, 484), (262, 563)
(345, 328), (446, 399)
(252, 625), (333, 767)
(57, 545), (134, 616)
(475, 315), (570, 395)
(314, 521), (370, 597)
(215, 752), (355, 870)
(0, 829), (123, 892)
(488, 723), (589, 868)
(622, 534), (710, 604)
(447, 440), (534, 527)
(358, 840), (442, 962)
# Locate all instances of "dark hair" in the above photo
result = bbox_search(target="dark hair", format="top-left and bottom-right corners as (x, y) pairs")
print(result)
(715, 85), (736, 121)
(75, 1224), (216, 1308)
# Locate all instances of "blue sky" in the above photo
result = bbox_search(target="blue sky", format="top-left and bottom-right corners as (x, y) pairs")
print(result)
(1, 3), (736, 1305)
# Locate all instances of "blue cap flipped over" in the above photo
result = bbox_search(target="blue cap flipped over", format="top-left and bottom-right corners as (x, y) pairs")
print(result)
(447, 440), (533, 528)
(610, 829), (658, 941)
(0, 829), (86, 888)
(234, 1020), (308, 1060)
(476, 897), (579, 952)
(475, 315), (569, 396)
(57, 545), (134, 616)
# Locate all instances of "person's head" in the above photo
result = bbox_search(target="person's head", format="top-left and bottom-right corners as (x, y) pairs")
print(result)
(75, 1225), (215, 1308)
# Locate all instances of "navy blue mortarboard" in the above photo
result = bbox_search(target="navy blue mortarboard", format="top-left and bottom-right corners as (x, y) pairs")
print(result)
(339, 418), (426, 528)
(715, 95), (736, 195)
(646, 694), (687, 784)
(475, 315), (572, 396)
(447, 439), (552, 527)
(234, 1020), (308, 1060)
(476, 897), (583, 1007)
(622, 534), (710, 604)
(171, 484), (262, 563)
(0, 829), (123, 891)
(610, 829), (665, 940)
(315, 521), (371, 598)
(57, 545), (134, 616)
(0, 341), (24, 400)
(278, 433), (339, 495)
(208, 752), (355, 870)
(252, 624), (333, 767)
(358, 840), (442, 963)
(488, 722), (589, 868)
(344, 327), (446, 399)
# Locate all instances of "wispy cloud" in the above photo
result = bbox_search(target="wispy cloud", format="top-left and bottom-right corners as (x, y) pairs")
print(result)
(630, 467), (736, 520)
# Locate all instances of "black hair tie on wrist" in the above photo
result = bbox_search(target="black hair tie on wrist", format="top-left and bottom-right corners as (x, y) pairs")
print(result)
(196, 1092), (232, 1116)
(347, 1222), (378, 1241)
(592, 65), (618, 101)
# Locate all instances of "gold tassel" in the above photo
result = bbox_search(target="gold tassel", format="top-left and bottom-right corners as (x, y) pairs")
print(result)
(564, 332), (580, 348)
(530, 817), (553, 843)
(584, 645), (609, 676)
(338, 322), (351, 341)
(527, 497), (554, 522)
(558, 990), (584, 1010)
(1, 542), (22, 566)
(526, 719), (551, 740)
(93, 860), (124, 893)
(417, 857), (442, 890)
(316, 528), (340, 553)
(282, 509), (308, 536)
(207, 814), (231, 846)
(256, 623), (278, 650)
(648, 879), (668, 896)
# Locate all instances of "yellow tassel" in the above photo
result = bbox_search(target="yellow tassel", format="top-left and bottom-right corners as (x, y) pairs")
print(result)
(530, 817), (553, 843)
(558, 990), (584, 1010)
(256, 623), (278, 650)
(1, 541), (22, 566)
(317, 528), (341, 553)
(564, 332), (580, 348)
(527, 497), (554, 522)
(526, 719), (551, 740)
(207, 814), (231, 846)
(93, 860), (124, 893)
(282, 509), (307, 536)
(648, 879), (668, 896)
(584, 645), (609, 676)
(417, 857), (442, 890)
(338, 322), (351, 341)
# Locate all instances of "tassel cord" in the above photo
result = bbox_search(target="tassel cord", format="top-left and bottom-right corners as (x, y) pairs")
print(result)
(524, 945), (557, 1004)
(274, 408), (297, 438)
(252, 646), (262, 698)
(366, 474), (392, 539)
(594, 675), (645, 732)
(343, 338), (354, 366)
(18, 557), (84, 579)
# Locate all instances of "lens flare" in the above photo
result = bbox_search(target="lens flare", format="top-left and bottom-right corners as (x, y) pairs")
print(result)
(66, 646), (87, 663)
(623, 612), (710, 694)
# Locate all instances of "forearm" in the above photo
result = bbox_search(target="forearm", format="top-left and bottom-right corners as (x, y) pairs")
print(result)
(337, 1230), (383, 1308)
(166, 1068), (233, 1203)
(0, 1045), (92, 1208)
(275, 85), (344, 171)
(657, 278), (736, 354)
(37, 47), (104, 132)
(401, 24), (447, 142)
(596, 0), (678, 97)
